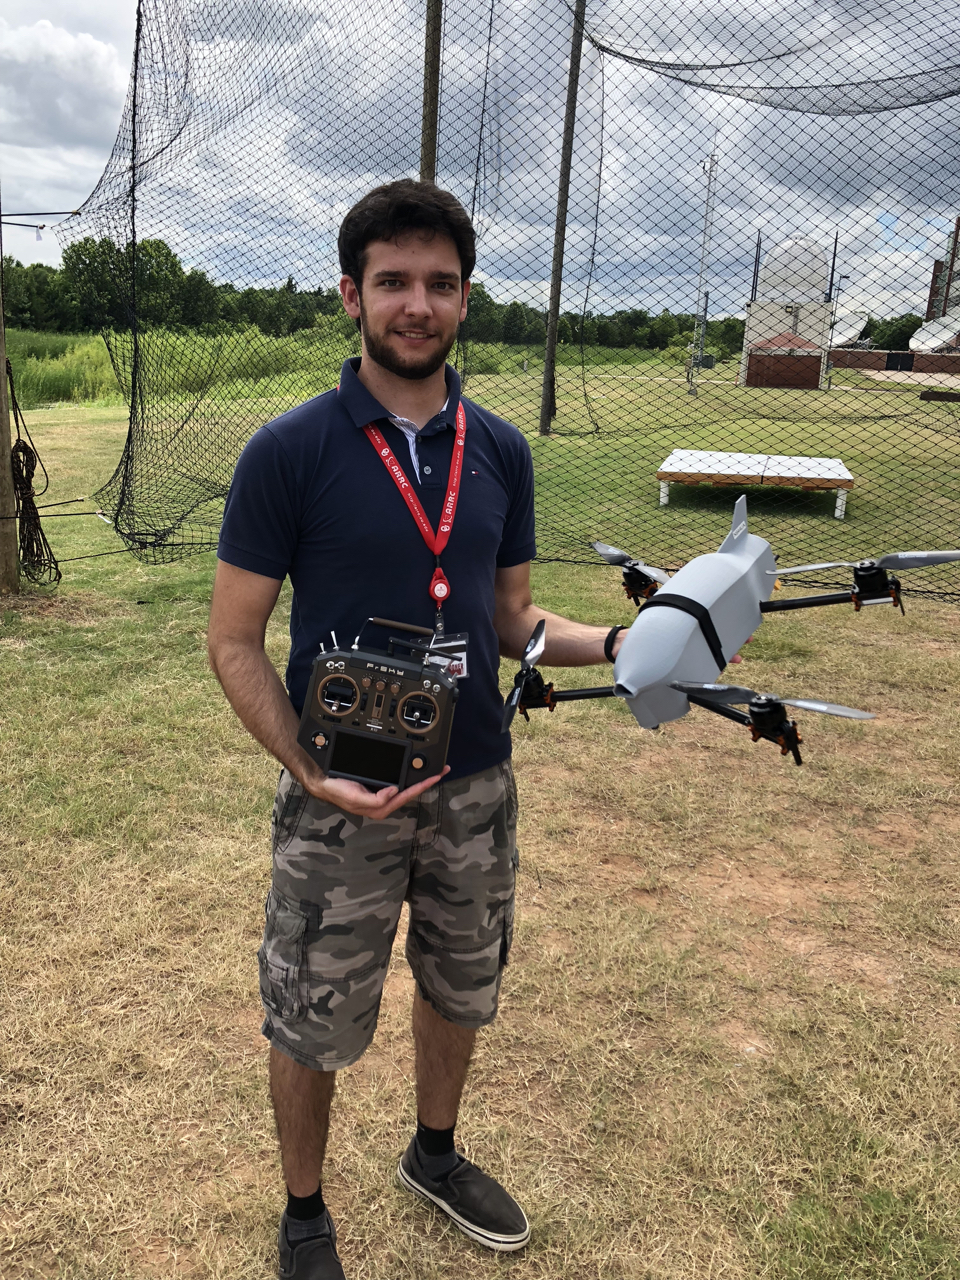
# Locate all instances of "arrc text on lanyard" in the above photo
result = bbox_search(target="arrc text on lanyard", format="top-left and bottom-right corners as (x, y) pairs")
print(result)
(363, 401), (467, 637)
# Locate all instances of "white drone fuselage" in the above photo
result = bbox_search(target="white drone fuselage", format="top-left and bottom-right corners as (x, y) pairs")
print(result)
(613, 496), (776, 728)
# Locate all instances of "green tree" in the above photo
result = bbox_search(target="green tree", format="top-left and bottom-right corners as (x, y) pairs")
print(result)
(863, 313), (923, 350)
(647, 310), (679, 349)
(1, 258), (76, 331)
(314, 286), (343, 316)
(705, 316), (745, 355)
(502, 301), (527, 345)
(130, 238), (185, 325)
(524, 315), (547, 345)
(181, 269), (221, 326)
(260, 289), (296, 336)
(463, 281), (503, 342)
(237, 288), (266, 329)
(61, 237), (125, 329)
(596, 318), (627, 347)
(556, 316), (572, 344)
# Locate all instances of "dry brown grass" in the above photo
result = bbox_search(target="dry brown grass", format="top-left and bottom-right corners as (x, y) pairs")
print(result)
(2, 407), (959, 1278)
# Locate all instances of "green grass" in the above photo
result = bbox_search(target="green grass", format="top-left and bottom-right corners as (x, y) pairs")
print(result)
(466, 363), (960, 581)
(11, 326), (960, 596)
(5, 322), (363, 410)
(2, 407), (960, 1278)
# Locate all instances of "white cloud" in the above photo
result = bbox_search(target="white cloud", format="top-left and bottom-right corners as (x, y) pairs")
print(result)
(0, 19), (128, 148)
(0, 11), (133, 266)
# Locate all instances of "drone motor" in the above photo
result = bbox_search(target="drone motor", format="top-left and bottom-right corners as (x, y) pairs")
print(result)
(745, 695), (803, 765)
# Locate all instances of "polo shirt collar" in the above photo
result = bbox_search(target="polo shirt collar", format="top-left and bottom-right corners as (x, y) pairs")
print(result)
(337, 357), (461, 436)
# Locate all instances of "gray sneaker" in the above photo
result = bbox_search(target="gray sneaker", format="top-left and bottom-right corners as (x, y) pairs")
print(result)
(278, 1208), (347, 1280)
(397, 1139), (531, 1252)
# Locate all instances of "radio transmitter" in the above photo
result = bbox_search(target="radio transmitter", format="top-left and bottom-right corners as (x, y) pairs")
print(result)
(297, 618), (459, 791)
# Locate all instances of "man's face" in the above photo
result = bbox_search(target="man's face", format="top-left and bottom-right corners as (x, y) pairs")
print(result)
(340, 232), (470, 380)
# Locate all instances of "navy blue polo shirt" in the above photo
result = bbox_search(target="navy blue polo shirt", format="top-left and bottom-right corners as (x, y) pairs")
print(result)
(217, 358), (537, 780)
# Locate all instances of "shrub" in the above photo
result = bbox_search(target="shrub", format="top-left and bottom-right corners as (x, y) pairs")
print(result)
(466, 345), (503, 375)
(10, 335), (122, 408)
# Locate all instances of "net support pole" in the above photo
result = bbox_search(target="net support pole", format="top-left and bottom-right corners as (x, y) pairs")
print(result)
(420, 0), (443, 183)
(0, 280), (19, 595)
(539, 0), (587, 436)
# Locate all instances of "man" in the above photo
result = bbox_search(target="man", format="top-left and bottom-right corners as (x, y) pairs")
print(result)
(207, 179), (630, 1279)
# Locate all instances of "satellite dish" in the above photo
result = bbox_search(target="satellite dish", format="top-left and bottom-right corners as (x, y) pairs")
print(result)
(910, 314), (960, 352)
(830, 311), (868, 347)
(756, 236), (829, 303)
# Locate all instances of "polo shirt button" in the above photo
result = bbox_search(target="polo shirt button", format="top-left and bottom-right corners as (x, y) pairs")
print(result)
(423, 466), (432, 474)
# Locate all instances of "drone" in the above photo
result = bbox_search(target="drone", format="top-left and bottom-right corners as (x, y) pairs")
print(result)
(503, 495), (960, 765)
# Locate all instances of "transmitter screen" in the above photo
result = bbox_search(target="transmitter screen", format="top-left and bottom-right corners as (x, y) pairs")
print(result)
(329, 731), (407, 786)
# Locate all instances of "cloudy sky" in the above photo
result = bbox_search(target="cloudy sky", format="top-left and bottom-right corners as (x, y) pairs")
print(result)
(3, 0), (956, 325)
(0, 0), (135, 266)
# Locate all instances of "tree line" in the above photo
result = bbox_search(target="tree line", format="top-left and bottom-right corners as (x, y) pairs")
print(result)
(3, 235), (746, 353)
(2, 239), (343, 336)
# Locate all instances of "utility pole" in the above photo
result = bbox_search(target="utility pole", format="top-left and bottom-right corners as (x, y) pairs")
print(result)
(0, 275), (19, 595)
(688, 137), (719, 397)
(539, 0), (587, 436)
(420, 0), (443, 183)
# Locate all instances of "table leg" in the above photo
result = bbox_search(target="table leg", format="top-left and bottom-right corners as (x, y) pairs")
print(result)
(834, 489), (848, 519)
(659, 481), (670, 506)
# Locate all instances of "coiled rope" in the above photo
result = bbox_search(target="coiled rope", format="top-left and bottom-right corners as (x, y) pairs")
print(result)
(6, 358), (61, 585)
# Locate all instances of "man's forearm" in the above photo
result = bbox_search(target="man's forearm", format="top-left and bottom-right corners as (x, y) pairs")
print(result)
(497, 604), (616, 667)
(210, 639), (321, 786)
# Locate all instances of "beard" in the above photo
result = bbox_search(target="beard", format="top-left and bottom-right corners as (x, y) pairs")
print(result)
(359, 301), (458, 380)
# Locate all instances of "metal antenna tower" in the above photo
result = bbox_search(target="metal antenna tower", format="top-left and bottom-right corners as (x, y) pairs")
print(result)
(688, 135), (719, 397)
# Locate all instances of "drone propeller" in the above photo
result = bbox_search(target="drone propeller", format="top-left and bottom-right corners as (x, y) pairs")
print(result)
(590, 540), (669, 585)
(670, 681), (875, 719)
(501, 619), (547, 732)
(771, 550), (960, 576)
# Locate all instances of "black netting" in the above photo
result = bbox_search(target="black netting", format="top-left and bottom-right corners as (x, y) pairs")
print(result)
(60, 0), (960, 595)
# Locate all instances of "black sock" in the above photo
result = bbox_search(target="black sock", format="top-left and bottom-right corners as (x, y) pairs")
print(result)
(416, 1118), (455, 1156)
(285, 1184), (329, 1242)
(415, 1118), (460, 1178)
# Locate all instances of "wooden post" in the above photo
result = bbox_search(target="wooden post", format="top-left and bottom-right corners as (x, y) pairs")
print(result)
(539, 0), (587, 436)
(0, 277), (20, 595)
(420, 0), (443, 183)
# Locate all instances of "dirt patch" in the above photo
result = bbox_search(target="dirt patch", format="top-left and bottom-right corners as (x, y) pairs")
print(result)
(683, 854), (863, 919)
(197, 1002), (265, 1063)
(714, 1019), (774, 1057)
(128, 1239), (203, 1277)
(772, 929), (903, 990)
(1, 592), (125, 624)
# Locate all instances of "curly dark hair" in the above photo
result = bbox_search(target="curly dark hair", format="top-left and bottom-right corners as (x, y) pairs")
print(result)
(338, 179), (476, 288)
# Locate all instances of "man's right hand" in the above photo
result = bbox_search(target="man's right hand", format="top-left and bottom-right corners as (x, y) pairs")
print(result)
(298, 763), (451, 820)
(208, 562), (451, 820)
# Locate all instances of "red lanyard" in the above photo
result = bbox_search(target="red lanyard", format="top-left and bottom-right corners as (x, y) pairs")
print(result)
(363, 401), (467, 620)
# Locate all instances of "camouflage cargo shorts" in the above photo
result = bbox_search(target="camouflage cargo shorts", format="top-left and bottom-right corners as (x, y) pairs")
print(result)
(258, 760), (519, 1071)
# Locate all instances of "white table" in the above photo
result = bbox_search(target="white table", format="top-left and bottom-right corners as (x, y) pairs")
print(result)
(656, 450), (855, 519)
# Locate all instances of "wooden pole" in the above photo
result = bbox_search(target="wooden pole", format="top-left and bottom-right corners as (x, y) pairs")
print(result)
(0, 275), (20, 595)
(539, 0), (587, 436)
(420, 0), (443, 183)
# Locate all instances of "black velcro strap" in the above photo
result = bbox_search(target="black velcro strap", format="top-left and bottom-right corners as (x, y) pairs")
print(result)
(603, 625), (627, 663)
(638, 593), (727, 671)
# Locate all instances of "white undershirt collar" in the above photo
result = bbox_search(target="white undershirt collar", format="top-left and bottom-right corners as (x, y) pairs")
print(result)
(388, 396), (450, 482)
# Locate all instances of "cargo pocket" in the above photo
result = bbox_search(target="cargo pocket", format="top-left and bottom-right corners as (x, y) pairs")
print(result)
(258, 888), (311, 1021)
(499, 892), (516, 968)
(271, 772), (309, 855)
(499, 759), (519, 829)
